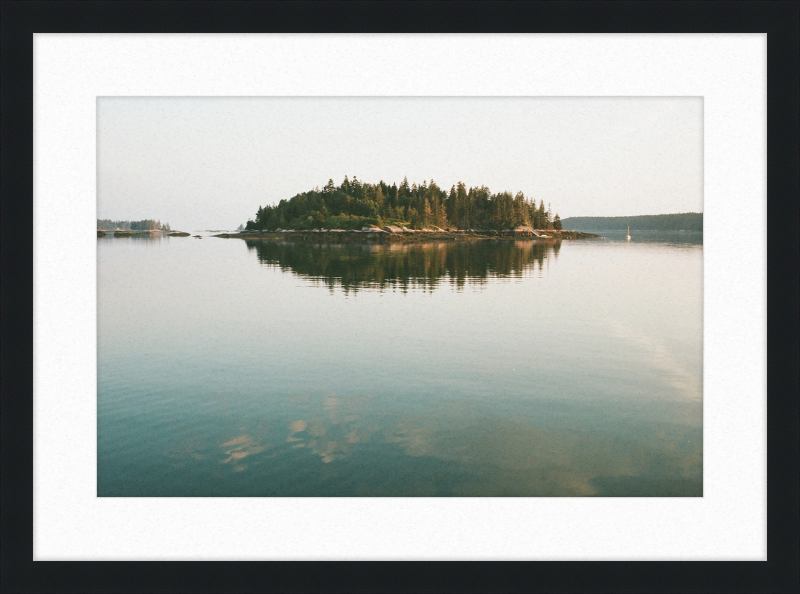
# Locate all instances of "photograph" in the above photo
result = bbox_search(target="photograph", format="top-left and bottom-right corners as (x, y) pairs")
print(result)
(3, 0), (794, 587)
(96, 96), (703, 497)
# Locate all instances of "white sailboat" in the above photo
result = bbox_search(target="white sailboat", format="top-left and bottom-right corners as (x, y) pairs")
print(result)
(626, 225), (631, 241)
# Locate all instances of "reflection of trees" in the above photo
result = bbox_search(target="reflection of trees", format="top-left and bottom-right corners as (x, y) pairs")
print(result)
(245, 239), (559, 292)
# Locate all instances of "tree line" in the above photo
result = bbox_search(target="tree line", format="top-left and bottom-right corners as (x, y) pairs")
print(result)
(246, 177), (562, 231)
(97, 219), (171, 231)
(560, 213), (703, 232)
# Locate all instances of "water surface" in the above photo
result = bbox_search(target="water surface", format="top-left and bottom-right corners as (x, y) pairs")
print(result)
(98, 232), (702, 496)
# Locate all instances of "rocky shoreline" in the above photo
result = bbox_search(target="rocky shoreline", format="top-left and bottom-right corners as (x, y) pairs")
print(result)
(214, 227), (599, 242)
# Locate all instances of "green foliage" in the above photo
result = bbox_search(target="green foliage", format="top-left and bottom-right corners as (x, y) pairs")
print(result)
(246, 177), (559, 231)
(318, 215), (380, 230)
(560, 213), (703, 232)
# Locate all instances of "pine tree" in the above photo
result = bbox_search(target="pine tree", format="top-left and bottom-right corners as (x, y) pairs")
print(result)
(456, 182), (468, 228)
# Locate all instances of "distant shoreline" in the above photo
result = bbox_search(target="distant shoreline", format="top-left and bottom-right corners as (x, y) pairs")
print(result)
(98, 229), (190, 237)
(560, 212), (702, 233)
(214, 228), (599, 242)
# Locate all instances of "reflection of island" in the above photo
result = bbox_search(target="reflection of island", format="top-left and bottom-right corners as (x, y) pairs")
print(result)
(246, 239), (561, 292)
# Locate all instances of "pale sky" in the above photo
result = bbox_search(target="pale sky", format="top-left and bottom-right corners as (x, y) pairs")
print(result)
(97, 97), (702, 230)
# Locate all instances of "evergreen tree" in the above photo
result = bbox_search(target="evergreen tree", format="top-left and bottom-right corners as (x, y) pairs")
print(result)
(455, 182), (469, 228)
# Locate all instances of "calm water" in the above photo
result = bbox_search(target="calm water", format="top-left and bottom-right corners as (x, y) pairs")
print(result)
(97, 232), (702, 496)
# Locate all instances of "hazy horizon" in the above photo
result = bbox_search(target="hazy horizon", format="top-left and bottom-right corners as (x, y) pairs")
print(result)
(97, 97), (703, 230)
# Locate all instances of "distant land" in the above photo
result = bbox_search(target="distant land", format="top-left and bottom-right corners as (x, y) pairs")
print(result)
(97, 219), (190, 237)
(98, 219), (171, 232)
(560, 213), (702, 232)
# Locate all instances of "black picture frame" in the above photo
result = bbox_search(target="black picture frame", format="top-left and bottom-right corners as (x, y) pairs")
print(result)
(2, 2), (798, 592)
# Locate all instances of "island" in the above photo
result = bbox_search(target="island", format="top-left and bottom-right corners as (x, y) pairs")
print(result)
(216, 177), (598, 242)
(97, 219), (189, 237)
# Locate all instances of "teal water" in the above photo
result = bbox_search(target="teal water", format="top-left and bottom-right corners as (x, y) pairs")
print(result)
(97, 233), (702, 496)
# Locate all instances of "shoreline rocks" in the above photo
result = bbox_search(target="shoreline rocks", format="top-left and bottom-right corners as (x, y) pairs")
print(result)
(214, 229), (599, 242)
